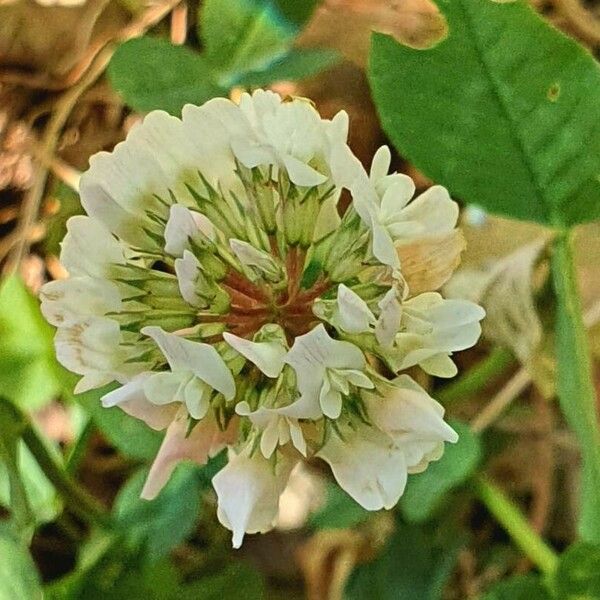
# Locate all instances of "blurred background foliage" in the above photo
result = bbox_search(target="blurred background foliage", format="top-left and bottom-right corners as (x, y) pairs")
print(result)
(0, 0), (600, 598)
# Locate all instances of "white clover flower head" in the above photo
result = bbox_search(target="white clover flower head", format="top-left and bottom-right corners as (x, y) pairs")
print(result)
(41, 90), (484, 548)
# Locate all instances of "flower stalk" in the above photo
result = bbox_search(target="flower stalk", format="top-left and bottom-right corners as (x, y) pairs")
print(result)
(474, 476), (558, 575)
(551, 228), (600, 543)
(16, 407), (112, 529)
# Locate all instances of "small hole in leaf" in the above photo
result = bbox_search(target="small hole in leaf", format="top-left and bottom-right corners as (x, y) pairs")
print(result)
(547, 82), (561, 102)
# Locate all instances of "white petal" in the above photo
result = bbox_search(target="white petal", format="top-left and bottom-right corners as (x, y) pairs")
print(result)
(317, 426), (408, 511)
(182, 378), (211, 420)
(370, 145), (392, 183)
(222, 332), (286, 378)
(60, 216), (124, 277)
(420, 354), (458, 378)
(282, 154), (327, 187)
(101, 375), (177, 431)
(174, 250), (203, 307)
(141, 327), (235, 399)
(379, 175), (416, 220)
(212, 447), (295, 548)
(319, 377), (343, 419)
(284, 325), (366, 419)
(55, 316), (122, 376)
(40, 277), (121, 326)
(144, 371), (188, 406)
(164, 204), (214, 256)
(229, 239), (282, 281)
(375, 287), (402, 347)
(399, 185), (459, 237)
(371, 221), (400, 269)
(333, 284), (375, 334)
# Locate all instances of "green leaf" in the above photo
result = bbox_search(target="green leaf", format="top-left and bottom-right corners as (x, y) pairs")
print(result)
(0, 399), (33, 539)
(107, 37), (224, 115)
(200, 0), (297, 82)
(400, 421), (481, 522)
(369, 0), (600, 226)
(0, 442), (59, 527)
(114, 464), (202, 563)
(178, 561), (266, 600)
(0, 524), (43, 600)
(481, 575), (550, 600)
(69, 381), (162, 461)
(0, 276), (62, 410)
(237, 48), (340, 87)
(553, 542), (600, 599)
(345, 522), (462, 600)
(309, 482), (370, 530)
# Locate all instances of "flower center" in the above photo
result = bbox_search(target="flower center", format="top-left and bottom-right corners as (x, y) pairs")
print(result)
(207, 245), (331, 341)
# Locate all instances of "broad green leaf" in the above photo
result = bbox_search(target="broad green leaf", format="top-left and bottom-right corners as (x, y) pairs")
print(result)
(400, 421), (481, 522)
(178, 561), (266, 600)
(481, 575), (550, 600)
(114, 464), (202, 563)
(369, 0), (600, 226)
(0, 525), (43, 600)
(345, 522), (463, 600)
(200, 0), (297, 83)
(69, 381), (162, 461)
(107, 38), (224, 115)
(236, 48), (340, 87)
(308, 482), (370, 530)
(553, 542), (600, 599)
(0, 276), (62, 409)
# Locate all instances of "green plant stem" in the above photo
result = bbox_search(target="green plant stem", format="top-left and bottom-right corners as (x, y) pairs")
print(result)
(66, 418), (95, 475)
(474, 477), (558, 575)
(20, 419), (112, 530)
(437, 347), (515, 404)
(552, 229), (600, 543)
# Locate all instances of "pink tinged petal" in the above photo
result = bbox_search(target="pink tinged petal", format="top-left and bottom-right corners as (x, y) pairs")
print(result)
(101, 376), (178, 431)
(317, 427), (408, 511)
(212, 448), (295, 548)
(55, 316), (122, 376)
(40, 277), (121, 327)
(141, 411), (238, 500)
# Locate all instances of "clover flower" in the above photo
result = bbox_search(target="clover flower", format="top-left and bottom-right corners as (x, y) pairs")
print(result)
(40, 90), (484, 547)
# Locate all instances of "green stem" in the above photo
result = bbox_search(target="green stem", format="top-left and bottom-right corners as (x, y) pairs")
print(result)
(20, 419), (112, 530)
(552, 229), (600, 543)
(437, 346), (515, 404)
(66, 418), (95, 475)
(474, 477), (558, 575)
